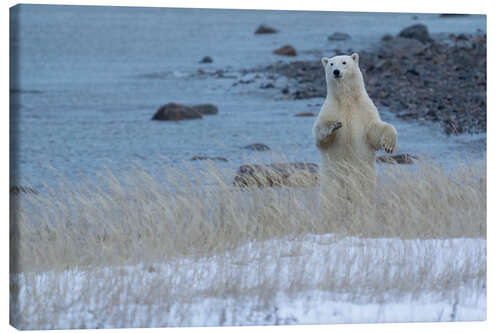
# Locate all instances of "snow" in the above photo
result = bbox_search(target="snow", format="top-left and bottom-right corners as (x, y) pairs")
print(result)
(10, 235), (486, 329)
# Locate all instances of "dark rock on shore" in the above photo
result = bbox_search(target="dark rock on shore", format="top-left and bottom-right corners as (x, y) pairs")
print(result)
(295, 112), (315, 117)
(273, 45), (297, 56)
(199, 56), (213, 63)
(243, 143), (271, 151)
(255, 24), (278, 34)
(234, 162), (319, 187)
(260, 82), (275, 89)
(191, 156), (228, 162)
(328, 32), (351, 41)
(152, 105), (201, 121)
(254, 31), (486, 134)
(398, 24), (433, 44)
(376, 153), (417, 164)
(233, 155), (418, 187)
(10, 185), (38, 196)
(381, 34), (393, 41)
(152, 103), (218, 121)
(443, 119), (464, 135)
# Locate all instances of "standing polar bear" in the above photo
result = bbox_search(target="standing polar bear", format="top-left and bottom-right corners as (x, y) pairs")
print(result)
(313, 53), (397, 203)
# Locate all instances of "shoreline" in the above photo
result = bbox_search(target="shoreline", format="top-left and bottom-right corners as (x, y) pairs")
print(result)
(236, 28), (486, 135)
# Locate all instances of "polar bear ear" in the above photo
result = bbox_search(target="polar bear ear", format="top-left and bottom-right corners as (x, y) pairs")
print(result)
(351, 53), (359, 64)
(321, 57), (329, 67)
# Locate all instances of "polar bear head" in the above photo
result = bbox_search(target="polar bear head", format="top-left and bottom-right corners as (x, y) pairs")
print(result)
(321, 53), (360, 83)
(321, 53), (365, 98)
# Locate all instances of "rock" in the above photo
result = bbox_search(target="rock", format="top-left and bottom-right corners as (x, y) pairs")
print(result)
(273, 45), (297, 56)
(233, 162), (319, 187)
(381, 34), (393, 41)
(199, 56), (213, 63)
(443, 118), (464, 135)
(294, 112), (314, 117)
(243, 143), (271, 151)
(376, 153), (417, 164)
(406, 68), (420, 76)
(255, 24), (278, 34)
(10, 185), (38, 196)
(152, 103), (201, 121)
(152, 103), (218, 121)
(327, 32), (351, 41)
(260, 82), (275, 89)
(398, 24), (433, 44)
(426, 110), (438, 121)
(238, 79), (255, 84)
(191, 156), (228, 162)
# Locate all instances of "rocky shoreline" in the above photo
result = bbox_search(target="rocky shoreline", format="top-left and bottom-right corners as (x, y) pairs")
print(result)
(247, 27), (486, 135)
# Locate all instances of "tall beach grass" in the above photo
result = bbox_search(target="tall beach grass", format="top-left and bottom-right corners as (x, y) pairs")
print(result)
(10, 156), (486, 274)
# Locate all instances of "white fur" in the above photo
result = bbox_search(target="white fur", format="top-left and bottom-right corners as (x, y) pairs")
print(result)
(313, 53), (397, 202)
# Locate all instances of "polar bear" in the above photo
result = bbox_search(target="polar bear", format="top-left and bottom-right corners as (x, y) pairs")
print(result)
(313, 53), (397, 204)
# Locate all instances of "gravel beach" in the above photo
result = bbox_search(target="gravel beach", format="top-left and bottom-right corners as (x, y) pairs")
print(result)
(250, 28), (486, 135)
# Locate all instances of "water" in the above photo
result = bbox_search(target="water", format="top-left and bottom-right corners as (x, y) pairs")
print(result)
(10, 5), (486, 189)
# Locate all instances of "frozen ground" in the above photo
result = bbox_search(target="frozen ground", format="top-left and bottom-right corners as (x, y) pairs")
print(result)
(10, 235), (486, 329)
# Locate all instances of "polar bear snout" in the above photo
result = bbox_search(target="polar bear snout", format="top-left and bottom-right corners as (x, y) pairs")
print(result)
(333, 69), (341, 78)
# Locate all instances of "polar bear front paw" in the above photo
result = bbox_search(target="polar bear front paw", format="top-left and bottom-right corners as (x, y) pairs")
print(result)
(381, 125), (397, 154)
(326, 121), (343, 136)
(315, 120), (343, 150)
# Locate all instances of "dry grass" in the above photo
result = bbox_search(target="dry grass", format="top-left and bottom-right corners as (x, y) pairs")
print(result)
(10, 157), (486, 274)
(9, 157), (487, 328)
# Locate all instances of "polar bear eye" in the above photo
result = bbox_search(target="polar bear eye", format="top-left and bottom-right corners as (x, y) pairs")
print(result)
(330, 63), (333, 66)
(342, 61), (346, 65)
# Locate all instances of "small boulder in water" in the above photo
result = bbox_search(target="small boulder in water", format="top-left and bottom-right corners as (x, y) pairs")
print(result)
(295, 112), (315, 117)
(199, 56), (213, 63)
(255, 24), (278, 34)
(273, 45), (297, 56)
(328, 32), (351, 41)
(152, 103), (218, 121)
(398, 24), (433, 44)
(243, 143), (271, 151)
(191, 156), (228, 162)
(381, 34), (393, 41)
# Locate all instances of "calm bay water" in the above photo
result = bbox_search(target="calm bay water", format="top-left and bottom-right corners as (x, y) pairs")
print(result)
(10, 5), (486, 189)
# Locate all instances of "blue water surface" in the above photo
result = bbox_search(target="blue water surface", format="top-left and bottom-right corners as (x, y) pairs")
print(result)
(10, 5), (486, 189)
